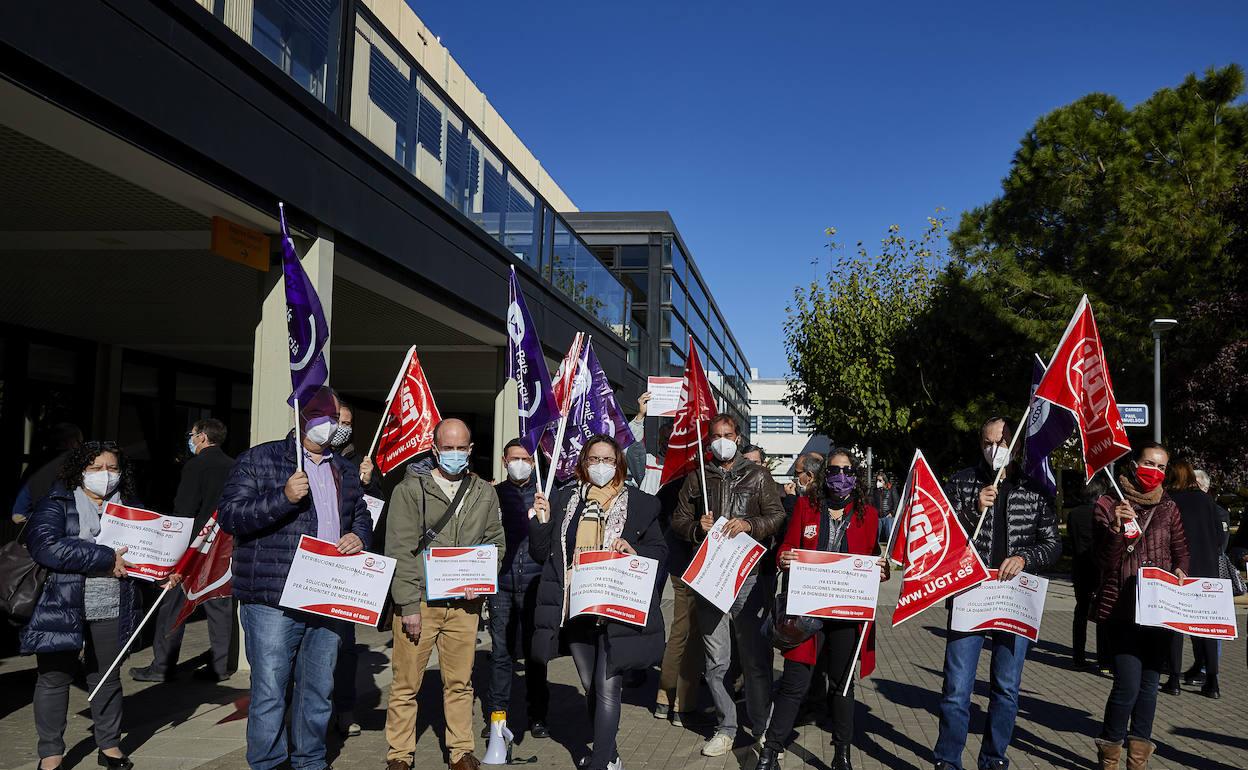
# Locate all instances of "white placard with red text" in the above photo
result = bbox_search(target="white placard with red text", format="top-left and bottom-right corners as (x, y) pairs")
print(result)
(681, 518), (766, 613)
(363, 495), (385, 529)
(96, 503), (195, 582)
(423, 545), (498, 601)
(569, 550), (659, 627)
(646, 376), (685, 417)
(950, 569), (1049, 642)
(786, 550), (881, 620)
(1136, 567), (1238, 640)
(278, 536), (397, 626)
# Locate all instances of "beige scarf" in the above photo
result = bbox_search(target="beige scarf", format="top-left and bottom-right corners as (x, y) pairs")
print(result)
(1118, 473), (1163, 508)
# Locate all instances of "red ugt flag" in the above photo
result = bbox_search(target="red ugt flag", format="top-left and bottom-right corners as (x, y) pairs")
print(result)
(659, 337), (718, 487)
(888, 450), (990, 627)
(1032, 295), (1131, 480)
(375, 346), (442, 475)
(169, 514), (234, 632)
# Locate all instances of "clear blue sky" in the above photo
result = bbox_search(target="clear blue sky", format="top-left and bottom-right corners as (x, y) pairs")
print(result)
(410, 0), (1247, 377)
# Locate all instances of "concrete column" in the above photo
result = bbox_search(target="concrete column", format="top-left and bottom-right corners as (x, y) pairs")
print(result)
(492, 348), (518, 481)
(240, 229), (332, 672)
(250, 230), (334, 446)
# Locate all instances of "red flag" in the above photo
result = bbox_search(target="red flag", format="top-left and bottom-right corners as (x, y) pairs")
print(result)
(169, 514), (234, 631)
(889, 450), (990, 627)
(659, 338), (718, 487)
(550, 333), (586, 415)
(1033, 296), (1131, 480)
(375, 346), (442, 475)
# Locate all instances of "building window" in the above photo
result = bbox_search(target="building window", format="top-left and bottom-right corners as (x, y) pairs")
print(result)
(761, 415), (794, 434)
(619, 244), (649, 268)
(749, 415), (759, 433)
(797, 416), (816, 433)
(238, 0), (343, 105)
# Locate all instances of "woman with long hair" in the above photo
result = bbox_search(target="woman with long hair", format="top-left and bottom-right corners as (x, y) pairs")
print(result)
(1091, 441), (1189, 770)
(528, 435), (667, 770)
(756, 448), (888, 770)
(22, 441), (142, 770)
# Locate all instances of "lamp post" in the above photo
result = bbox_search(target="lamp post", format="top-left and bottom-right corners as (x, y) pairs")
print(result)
(1149, 318), (1178, 442)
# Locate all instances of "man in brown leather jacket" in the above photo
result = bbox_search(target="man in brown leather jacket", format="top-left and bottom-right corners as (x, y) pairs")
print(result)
(672, 413), (787, 757)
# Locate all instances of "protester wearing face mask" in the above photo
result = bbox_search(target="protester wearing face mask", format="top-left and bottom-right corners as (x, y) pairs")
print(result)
(764, 449), (889, 770)
(217, 386), (373, 770)
(671, 414), (787, 757)
(871, 471), (900, 543)
(22, 441), (139, 770)
(383, 418), (504, 770)
(131, 418), (237, 686)
(1091, 442), (1189, 770)
(528, 435), (667, 770)
(481, 439), (551, 740)
(935, 416), (1060, 770)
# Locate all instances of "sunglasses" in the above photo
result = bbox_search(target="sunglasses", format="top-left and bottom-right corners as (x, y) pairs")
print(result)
(826, 466), (855, 476)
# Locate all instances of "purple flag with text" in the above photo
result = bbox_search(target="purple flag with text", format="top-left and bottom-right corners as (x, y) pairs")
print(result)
(540, 340), (635, 482)
(507, 268), (560, 453)
(280, 202), (329, 406)
(1022, 353), (1077, 497)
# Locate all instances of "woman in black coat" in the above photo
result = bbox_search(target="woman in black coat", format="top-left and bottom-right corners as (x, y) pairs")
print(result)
(529, 434), (667, 770)
(22, 441), (141, 770)
(1164, 459), (1226, 698)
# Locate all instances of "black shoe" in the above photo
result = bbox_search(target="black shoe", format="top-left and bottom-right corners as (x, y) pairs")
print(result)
(128, 665), (172, 683)
(831, 742), (853, 770)
(1160, 676), (1182, 696)
(481, 723), (490, 739)
(1200, 674), (1220, 699)
(755, 748), (780, 770)
(97, 752), (133, 769)
(575, 756), (590, 769)
(530, 720), (550, 739)
(982, 761), (1007, 770)
(1182, 668), (1206, 686)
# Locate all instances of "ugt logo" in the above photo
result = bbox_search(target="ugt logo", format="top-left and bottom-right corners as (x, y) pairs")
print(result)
(903, 487), (950, 579)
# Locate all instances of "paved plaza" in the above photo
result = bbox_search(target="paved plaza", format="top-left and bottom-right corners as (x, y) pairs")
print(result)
(1, 578), (1244, 770)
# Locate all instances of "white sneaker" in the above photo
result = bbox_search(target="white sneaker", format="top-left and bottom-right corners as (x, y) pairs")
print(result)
(607, 757), (624, 770)
(701, 732), (734, 757)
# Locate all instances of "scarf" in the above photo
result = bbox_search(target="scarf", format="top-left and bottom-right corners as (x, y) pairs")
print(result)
(1118, 473), (1164, 508)
(74, 486), (115, 543)
(557, 483), (629, 576)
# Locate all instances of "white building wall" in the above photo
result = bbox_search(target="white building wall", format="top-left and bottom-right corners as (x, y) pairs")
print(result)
(747, 370), (827, 481)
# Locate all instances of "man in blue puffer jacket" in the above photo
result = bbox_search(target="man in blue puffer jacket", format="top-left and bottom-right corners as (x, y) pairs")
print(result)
(218, 386), (372, 770)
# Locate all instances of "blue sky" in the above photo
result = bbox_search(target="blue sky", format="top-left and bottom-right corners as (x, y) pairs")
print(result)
(410, 0), (1248, 377)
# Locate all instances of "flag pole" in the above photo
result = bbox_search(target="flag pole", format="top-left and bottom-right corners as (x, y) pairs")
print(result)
(883, 450), (919, 564)
(971, 402), (1033, 542)
(694, 420), (712, 521)
(293, 397), (304, 473)
(89, 583), (173, 701)
(543, 411), (570, 498)
(366, 346), (415, 461)
(840, 622), (870, 697)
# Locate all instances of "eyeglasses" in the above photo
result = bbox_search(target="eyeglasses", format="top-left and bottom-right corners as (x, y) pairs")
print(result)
(826, 466), (855, 476)
(586, 457), (618, 467)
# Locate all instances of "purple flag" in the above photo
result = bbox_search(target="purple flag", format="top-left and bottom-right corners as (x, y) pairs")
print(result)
(507, 268), (560, 453)
(280, 203), (329, 406)
(1022, 353), (1077, 497)
(540, 341), (635, 482)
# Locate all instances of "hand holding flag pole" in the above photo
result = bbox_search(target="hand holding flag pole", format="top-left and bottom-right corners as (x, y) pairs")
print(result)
(971, 402), (1031, 542)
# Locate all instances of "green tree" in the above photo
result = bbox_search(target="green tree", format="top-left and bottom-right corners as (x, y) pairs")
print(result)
(782, 216), (947, 470)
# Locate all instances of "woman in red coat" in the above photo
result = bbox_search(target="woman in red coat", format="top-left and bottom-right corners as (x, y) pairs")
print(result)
(755, 449), (888, 770)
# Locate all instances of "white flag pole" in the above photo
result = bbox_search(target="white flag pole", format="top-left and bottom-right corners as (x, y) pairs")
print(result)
(694, 420), (712, 522)
(89, 584), (173, 701)
(839, 623), (870, 697)
(293, 397), (303, 473)
(971, 402), (1033, 542)
(366, 346), (415, 461)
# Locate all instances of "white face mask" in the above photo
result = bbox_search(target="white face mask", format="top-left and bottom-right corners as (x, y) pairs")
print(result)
(710, 437), (738, 462)
(984, 444), (1010, 471)
(588, 464), (616, 488)
(876, 480), (885, 489)
(305, 420), (337, 447)
(83, 470), (120, 498)
(506, 459), (533, 482)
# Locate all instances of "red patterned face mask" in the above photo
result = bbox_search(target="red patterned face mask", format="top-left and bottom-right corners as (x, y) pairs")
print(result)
(1135, 465), (1165, 493)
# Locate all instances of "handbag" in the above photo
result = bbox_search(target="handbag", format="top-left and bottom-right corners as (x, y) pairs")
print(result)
(0, 524), (48, 625)
(1218, 552), (1246, 597)
(762, 590), (822, 651)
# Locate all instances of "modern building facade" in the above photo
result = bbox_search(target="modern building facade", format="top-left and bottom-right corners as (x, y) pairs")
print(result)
(564, 212), (752, 433)
(747, 370), (829, 481)
(0, 1), (748, 528)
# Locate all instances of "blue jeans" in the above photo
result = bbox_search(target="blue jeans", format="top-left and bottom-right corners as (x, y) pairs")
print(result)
(934, 628), (1031, 769)
(1100, 621), (1168, 742)
(241, 603), (346, 770)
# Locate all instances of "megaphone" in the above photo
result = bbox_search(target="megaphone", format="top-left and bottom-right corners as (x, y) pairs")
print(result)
(483, 710), (513, 765)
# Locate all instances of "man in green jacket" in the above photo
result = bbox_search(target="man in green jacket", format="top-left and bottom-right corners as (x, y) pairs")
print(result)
(383, 418), (505, 770)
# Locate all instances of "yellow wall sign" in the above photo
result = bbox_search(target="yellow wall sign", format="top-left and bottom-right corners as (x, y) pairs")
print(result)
(211, 216), (271, 272)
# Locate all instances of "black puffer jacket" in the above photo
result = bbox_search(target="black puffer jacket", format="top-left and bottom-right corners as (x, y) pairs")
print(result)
(671, 456), (787, 574)
(945, 464), (1061, 571)
(529, 485), (667, 675)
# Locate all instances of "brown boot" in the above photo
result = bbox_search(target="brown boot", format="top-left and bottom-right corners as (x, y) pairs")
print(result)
(450, 753), (482, 770)
(1095, 738), (1122, 769)
(386, 761), (411, 770)
(1125, 736), (1156, 770)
